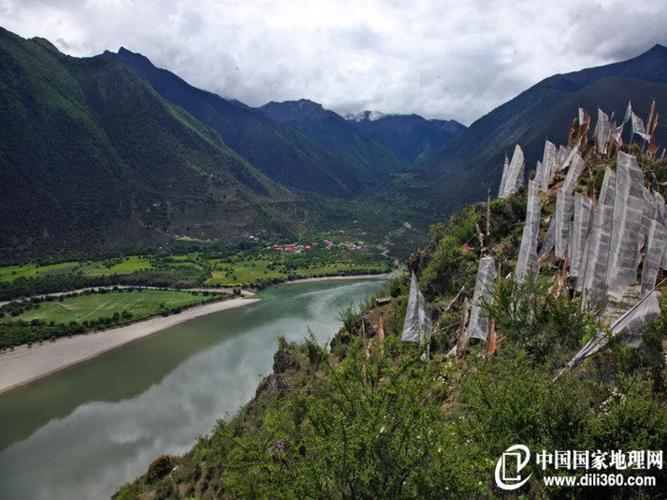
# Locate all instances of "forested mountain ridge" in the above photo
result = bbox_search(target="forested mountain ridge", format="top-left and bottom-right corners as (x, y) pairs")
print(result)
(260, 99), (404, 186)
(105, 48), (363, 196)
(346, 111), (466, 165)
(0, 28), (309, 262)
(423, 44), (667, 211)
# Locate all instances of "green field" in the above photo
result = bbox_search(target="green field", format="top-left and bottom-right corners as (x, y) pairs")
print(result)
(206, 261), (388, 286)
(0, 256), (153, 283)
(0, 262), (79, 282)
(0, 245), (392, 300)
(12, 290), (216, 325)
(207, 259), (284, 286)
(78, 256), (153, 276)
(205, 249), (390, 287)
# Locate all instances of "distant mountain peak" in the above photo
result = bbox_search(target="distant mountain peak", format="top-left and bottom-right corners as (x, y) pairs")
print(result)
(295, 98), (323, 108)
(30, 36), (60, 55)
(260, 99), (334, 122)
(647, 43), (667, 53)
(346, 110), (388, 122)
(344, 110), (466, 164)
(263, 98), (323, 111)
(628, 42), (667, 62)
(259, 99), (404, 183)
(109, 46), (153, 65)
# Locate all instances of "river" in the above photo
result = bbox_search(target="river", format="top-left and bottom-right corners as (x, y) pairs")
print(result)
(0, 278), (386, 499)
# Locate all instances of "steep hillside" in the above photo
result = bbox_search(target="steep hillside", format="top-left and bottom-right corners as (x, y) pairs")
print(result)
(260, 99), (403, 186)
(424, 44), (667, 211)
(117, 112), (667, 498)
(105, 48), (361, 197)
(0, 28), (309, 262)
(347, 111), (465, 165)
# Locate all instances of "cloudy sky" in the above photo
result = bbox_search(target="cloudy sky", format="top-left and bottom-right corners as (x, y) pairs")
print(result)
(2, 0), (667, 124)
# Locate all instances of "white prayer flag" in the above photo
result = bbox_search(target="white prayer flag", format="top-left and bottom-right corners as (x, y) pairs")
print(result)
(631, 111), (650, 141)
(566, 291), (661, 368)
(606, 152), (645, 300)
(640, 219), (667, 297)
(467, 256), (497, 342)
(401, 272), (432, 344)
(401, 273), (433, 344)
(555, 190), (575, 260)
(515, 180), (541, 282)
(498, 145), (525, 199)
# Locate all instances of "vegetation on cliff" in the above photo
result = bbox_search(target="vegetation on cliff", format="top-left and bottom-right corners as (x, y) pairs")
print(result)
(116, 142), (667, 497)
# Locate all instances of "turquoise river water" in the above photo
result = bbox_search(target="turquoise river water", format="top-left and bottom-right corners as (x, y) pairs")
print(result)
(0, 278), (386, 499)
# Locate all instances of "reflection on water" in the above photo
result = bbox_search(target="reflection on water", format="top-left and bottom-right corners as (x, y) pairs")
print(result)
(0, 279), (385, 500)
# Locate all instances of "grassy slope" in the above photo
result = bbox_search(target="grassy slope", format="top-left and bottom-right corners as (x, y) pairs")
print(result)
(11, 289), (208, 324)
(117, 148), (667, 498)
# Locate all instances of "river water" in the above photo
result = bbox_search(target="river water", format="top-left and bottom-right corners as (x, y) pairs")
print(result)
(0, 278), (385, 499)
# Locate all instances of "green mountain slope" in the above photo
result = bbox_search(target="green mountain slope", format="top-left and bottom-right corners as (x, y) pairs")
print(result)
(424, 44), (667, 211)
(105, 48), (361, 197)
(0, 28), (308, 262)
(260, 99), (404, 186)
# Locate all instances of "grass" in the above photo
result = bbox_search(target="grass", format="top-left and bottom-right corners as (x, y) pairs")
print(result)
(207, 259), (284, 286)
(13, 289), (214, 324)
(0, 262), (80, 281)
(0, 257), (152, 283)
(205, 254), (389, 287)
(0, 264), (40, 281)
(81, 256), (153, 276)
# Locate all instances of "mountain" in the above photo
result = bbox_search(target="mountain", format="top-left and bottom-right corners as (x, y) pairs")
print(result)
(424, 44), (667, 211)
(346, 111), (466, 165)
(104, 48), (361, 197)
(0, 28), (311, 262)
(260, 99), (403, 186)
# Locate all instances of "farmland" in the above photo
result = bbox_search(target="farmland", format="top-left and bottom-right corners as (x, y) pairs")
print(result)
(11, 289), (213, 324)
(0, 288), (228, 349)
(0, 243), (392, 300)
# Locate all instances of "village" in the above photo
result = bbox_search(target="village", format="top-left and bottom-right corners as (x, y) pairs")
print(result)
(267, 240), (366, 253)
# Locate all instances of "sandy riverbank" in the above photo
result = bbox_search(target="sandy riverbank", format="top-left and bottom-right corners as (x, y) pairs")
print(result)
(0, 285), (253, 307)
(0, 297), (259, 395)
(0, 274), (390, 393)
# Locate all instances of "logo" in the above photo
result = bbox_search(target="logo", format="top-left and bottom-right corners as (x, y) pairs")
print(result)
(495, 444), (532, 491)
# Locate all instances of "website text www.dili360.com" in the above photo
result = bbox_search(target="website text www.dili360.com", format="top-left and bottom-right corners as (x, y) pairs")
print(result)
(543, 473), (656, 487)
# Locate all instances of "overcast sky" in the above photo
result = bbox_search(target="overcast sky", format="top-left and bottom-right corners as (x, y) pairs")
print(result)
(2, 0), (667, 124)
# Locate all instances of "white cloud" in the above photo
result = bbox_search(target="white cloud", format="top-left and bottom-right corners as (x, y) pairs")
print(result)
(1, 0), (666, 124)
